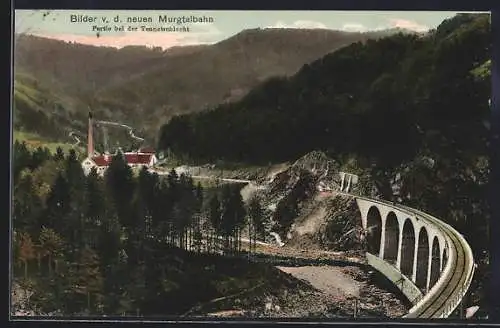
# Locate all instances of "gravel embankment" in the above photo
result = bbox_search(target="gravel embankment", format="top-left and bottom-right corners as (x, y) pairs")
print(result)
(274, 265), (409, 318)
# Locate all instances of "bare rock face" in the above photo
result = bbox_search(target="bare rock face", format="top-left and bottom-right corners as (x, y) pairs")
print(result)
(319, 197), (366, 251)
(262, 151), (339, 205)
(284, 195), (366, 252)
(253, 151), (366, 251)
(289, 151), (343, 189)
(290, 151), (340, 175)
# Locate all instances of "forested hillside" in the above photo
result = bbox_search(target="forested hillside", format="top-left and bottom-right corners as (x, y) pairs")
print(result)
(12, 141), (273, 315)
(158, 14), (490, 166)
(14, 35), (172, 144)
(14, 28), (395, 144)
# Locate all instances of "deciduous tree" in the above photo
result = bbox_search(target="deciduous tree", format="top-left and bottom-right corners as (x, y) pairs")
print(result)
(17, 232), (36, 279)
(38, 227), (64, 276)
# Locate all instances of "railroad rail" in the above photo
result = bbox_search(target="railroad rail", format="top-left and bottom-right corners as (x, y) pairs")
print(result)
(355, 195), (475, 319)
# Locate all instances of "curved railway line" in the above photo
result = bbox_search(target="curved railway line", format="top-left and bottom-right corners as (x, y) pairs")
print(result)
(149, 168), (475, 319)
(399, 205), (474, 319)
(355, 196), (475, 319)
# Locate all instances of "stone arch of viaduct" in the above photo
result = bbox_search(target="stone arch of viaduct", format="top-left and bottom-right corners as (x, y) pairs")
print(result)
(355, 197), (475, 318)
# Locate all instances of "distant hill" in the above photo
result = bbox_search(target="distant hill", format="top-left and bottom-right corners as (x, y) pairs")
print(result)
(13, 28), (410, 145)
(95, 28), (421, 136)
(14, 35), (174, 145)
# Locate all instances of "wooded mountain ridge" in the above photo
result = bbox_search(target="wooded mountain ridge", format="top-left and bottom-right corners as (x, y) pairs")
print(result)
(13, 27), (408, 144)
(157, 13), (490, 167)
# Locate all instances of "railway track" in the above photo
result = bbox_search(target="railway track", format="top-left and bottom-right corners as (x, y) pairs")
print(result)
(147, 177), (474, 318)
(355, 196), (475, 319)
(399, 206), (474, 318)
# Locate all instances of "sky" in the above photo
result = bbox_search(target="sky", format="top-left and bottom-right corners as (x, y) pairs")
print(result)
(14, 10), (486, 49)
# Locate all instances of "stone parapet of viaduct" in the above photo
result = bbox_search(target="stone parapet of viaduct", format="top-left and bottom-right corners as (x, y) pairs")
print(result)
(355, 196), (475, 318)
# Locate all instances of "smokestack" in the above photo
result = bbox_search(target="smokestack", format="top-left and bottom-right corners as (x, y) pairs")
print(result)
(88, 111), (94, 158)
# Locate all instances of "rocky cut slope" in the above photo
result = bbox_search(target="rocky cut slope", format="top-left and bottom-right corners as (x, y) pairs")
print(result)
(249, 151), (365, 252)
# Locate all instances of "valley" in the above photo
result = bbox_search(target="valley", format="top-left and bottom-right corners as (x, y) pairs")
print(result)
(13, 28), (397, 144)
(11, 12), (491, 320)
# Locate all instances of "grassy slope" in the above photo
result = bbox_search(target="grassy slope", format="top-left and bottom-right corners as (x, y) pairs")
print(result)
(13, 71), (88, 143)
(13, 73), (53, 115)
(13, 80), (43, 111)
(14, 130), (85, 155)
(471, 59), (491, 80)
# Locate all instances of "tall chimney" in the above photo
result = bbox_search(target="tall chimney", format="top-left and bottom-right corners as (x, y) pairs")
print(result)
(88, 111), (94, 158)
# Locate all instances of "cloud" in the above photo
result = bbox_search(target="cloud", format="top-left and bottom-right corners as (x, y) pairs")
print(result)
(387, 18), (429, 32)
(267, 18), (429, 33)
(340, 18), (430, 33)
(341, 23), (369, 32)
(28, 16), (430, 50)
(34, 32), (190, 49)
(267, 20), (328, 29)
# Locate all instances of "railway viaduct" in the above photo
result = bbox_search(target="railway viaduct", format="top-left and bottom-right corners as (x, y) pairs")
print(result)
(355, 196), (475, 318)
(151, 167), (475, 318)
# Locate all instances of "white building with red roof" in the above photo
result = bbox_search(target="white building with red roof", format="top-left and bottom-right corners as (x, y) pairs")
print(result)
(81, 112), (157, 176)
(82, 151), (158, 176)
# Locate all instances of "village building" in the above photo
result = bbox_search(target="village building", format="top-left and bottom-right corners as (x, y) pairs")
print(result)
(81, 112), (157, 176)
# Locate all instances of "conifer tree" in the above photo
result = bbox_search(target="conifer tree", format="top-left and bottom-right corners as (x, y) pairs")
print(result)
(71, 247), (103, 313)
(220, 185), (237, 254)
(44, 172), (71, 236)
(173, 173), (196, 250)
(125, 263), (146, 315)
(104, 150), (135, 235)
(84, 168), (105, 249)
(97, 207), (123, 314)
(162, 169), (181, 246)
(64, 149), (87, 258)
(208, 194), (222, 253)
(13, 171), (42, 237)
(155, 179), (174, 245)
(53, 147), (65, 162)
(225, 185), (246, 254)
(247, 195), (264, 254)
(13, 141), (32, 181)
(127, 190), (146, 266)
(137, 167), (157, 238)
(30, 146), (51, 170)
(192, 182), (205, 253)
(145, 172), (160, 239)
(167, 168), (179, 199)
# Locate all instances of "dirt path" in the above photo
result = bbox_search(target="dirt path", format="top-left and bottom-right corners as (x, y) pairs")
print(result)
(276, 266), (361, 299)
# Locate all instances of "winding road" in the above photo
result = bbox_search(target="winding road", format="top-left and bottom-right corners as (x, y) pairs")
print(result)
(149, 168), (252, 184)
(68, 131), (84, 148)
(94, 120), (145, 142)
